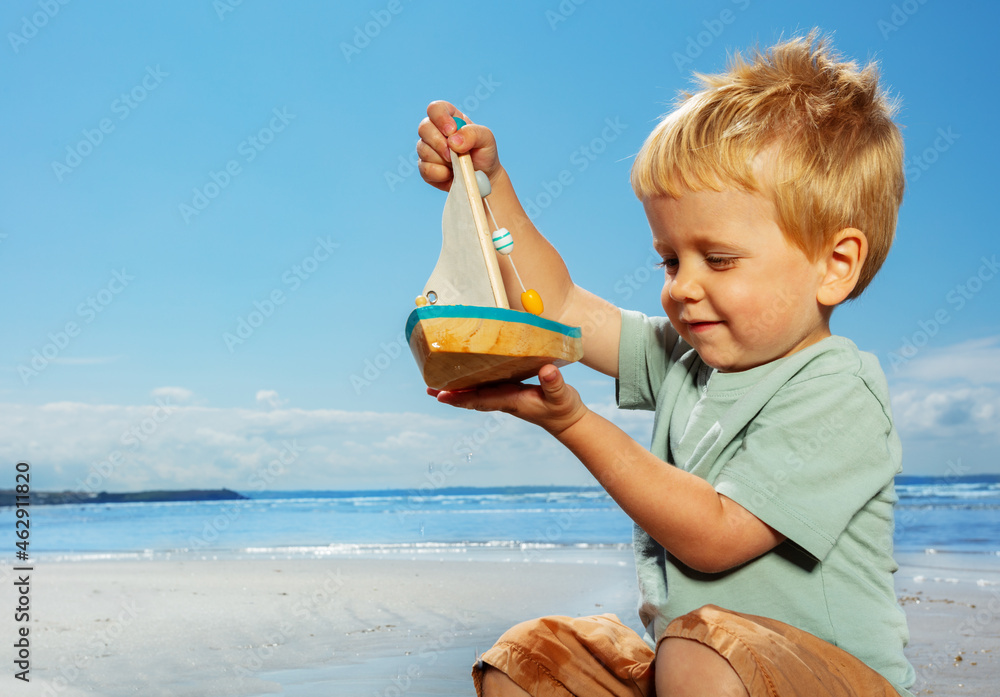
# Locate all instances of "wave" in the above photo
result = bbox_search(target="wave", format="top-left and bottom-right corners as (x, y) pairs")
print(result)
(26, 540), (634, 563)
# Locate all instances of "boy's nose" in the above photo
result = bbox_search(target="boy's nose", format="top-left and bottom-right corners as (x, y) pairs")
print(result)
(668, 268), (704, 302)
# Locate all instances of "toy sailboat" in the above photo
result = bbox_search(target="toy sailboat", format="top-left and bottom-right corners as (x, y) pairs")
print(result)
(406, 119), (584, 391)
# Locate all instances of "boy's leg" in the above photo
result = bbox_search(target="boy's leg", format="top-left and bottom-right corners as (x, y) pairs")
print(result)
(660, 605), (902, 697)
(482, 667), (532, 697)
(471, 613), (654, 697)
(656, 637), (749, 697)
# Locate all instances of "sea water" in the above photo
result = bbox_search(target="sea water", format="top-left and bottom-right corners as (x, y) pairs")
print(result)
(9, 476), (1000, 562)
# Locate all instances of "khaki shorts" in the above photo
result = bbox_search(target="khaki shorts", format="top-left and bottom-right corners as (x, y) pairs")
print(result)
(471, 605), (901, 697)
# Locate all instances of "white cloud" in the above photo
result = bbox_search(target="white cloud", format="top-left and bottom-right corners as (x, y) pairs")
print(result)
(892, 385), (999, 438)
(0, 398), (609, 493)
(887, 335), (1000, 472)
(889, 335), (1000, 385)
(17, 334), (996, 491)
(255, 389), (287, 409)
(151, 386), (194, 403)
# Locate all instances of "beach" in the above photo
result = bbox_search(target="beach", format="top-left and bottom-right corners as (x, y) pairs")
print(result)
(10, 548), (1000, 696)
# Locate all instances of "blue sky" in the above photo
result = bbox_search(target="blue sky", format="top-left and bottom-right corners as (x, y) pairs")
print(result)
(1, 0), (997, 491)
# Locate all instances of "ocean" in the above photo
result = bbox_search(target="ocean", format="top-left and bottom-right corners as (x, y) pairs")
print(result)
(13, 475), (1000, 563)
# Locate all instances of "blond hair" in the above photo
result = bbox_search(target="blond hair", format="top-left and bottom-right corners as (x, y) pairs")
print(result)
(631, 32), (904, 299)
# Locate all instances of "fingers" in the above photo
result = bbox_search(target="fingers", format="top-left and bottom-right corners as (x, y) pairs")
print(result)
(420, 100), (469, 162)
(451, 124), (500, 177)
(426, 100), (468, 136)
(418, 101), (463, 191)
(425, 367), (588, 437)
(418, 100), (501, 182)
(416, 140), (453, 192)
(431, 382), (531, 412)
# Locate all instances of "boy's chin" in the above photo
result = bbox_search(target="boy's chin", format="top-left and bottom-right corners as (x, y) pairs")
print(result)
(697, 348), (767, 373)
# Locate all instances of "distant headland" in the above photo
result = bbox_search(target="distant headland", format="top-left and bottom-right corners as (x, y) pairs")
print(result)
(0, 488), (248, 507)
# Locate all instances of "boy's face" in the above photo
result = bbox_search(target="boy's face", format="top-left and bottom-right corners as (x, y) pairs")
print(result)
(644, 188), (831, 372)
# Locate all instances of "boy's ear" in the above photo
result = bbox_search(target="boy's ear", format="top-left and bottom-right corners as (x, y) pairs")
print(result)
(817, 228), (867, 307)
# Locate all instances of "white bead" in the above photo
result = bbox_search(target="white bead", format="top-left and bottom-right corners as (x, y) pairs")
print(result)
(492, 228), (513, 255)
(475, 170), (491, 197)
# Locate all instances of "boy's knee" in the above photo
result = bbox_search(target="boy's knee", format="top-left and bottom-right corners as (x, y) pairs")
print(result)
(481, 666), (532, 697)
(655, 637), (748, 697)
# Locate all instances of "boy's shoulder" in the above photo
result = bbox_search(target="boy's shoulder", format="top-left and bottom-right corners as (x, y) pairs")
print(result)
(776, 335), (891, 402)
(744, 335), (897, 433)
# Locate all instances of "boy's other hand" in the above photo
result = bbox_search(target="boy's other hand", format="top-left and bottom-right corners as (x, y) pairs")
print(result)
(428, 365), (588, 438)
(417, 100), (502, 193)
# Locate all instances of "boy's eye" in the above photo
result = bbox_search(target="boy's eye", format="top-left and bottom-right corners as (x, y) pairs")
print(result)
(706, 255), (738, 269)
(656, 258), (678, 272)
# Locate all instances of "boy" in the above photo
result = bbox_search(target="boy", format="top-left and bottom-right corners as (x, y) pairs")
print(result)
(416, 33), (914, 697)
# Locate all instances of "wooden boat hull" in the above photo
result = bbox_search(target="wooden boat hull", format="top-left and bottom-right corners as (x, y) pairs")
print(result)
(406, 306), (584, 391)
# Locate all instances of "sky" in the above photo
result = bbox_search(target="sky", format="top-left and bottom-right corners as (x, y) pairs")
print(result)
(1, 0), (998, 492)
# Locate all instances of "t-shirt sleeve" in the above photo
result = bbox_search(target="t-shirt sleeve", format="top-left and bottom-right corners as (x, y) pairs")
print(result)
(713, 371), (901, 562)
(616, 309), (685, 411)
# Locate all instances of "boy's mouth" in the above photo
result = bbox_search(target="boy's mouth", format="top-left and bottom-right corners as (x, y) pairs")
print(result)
(685, 320), (723, 333)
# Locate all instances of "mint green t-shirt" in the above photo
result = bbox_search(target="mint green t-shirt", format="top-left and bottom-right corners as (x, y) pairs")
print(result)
(617, 310), (915, 696)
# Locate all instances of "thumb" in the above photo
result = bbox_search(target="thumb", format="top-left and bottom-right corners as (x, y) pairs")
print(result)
(538, 364), (566, 401)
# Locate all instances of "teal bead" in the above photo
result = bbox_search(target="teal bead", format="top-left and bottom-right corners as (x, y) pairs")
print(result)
(492, 228), (514, 255)
(454, 116), (467, 130)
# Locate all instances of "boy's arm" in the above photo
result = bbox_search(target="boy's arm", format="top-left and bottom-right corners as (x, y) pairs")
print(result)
(418, 102), (622, 377)
(434, 365), (786, 573)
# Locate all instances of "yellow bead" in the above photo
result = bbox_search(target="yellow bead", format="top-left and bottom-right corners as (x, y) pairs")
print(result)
(521, 289), (544, 316)
(415, 295), (428, 307)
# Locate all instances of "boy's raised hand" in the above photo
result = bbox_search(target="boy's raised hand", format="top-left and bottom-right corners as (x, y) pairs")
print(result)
(428, 365), (589, 438)
(417, 100), (502, 193)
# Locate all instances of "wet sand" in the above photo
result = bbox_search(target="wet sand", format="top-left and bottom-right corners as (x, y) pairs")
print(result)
(6, 548), (998, 696)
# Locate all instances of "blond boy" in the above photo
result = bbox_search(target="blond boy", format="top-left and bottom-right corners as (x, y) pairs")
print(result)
(417, 33), (914, 697)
